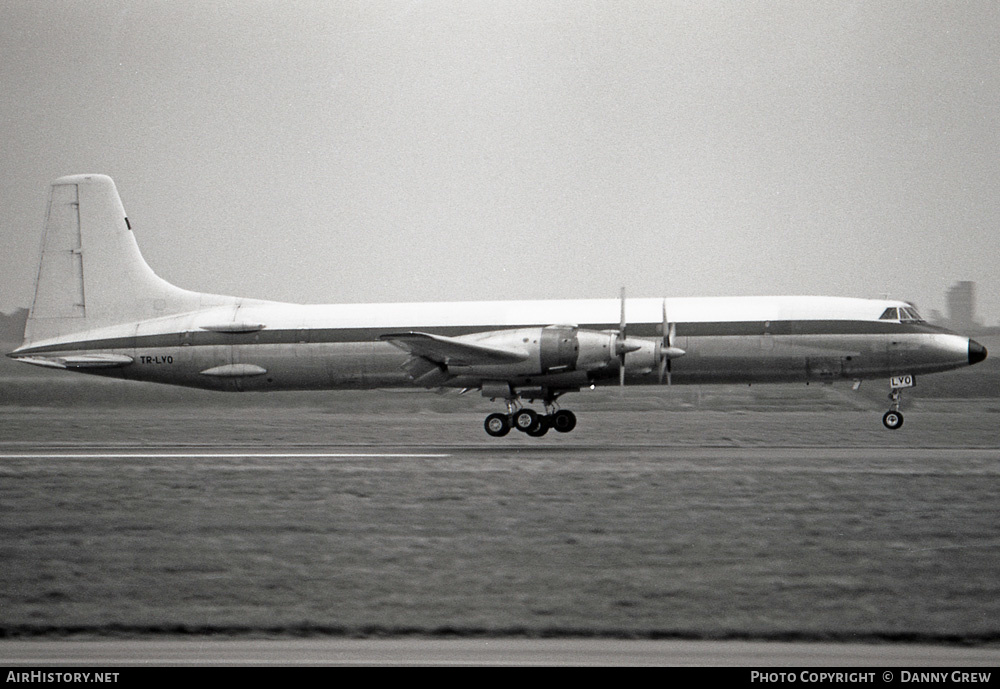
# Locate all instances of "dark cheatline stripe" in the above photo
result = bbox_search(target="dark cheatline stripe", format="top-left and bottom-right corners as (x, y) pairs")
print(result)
(10, 320), (954, 356)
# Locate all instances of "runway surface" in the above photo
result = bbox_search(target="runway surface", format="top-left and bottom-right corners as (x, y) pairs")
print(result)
(3, 638), (1000, 666)
(4, 443), (1000, 460)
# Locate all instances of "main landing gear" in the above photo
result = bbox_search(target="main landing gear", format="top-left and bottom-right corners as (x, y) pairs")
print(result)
(484, 402), (577, 438)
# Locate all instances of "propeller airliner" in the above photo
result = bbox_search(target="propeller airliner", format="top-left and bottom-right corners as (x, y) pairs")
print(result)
(9, 175), (987, 436)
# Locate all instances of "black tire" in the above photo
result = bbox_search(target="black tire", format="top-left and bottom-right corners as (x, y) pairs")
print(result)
(882, 410), (904, 430)
(512, 408), (539, 432)
(552, 409), (577, 433)
(526, 416), (550, 437)
(485, 413), (511, 437)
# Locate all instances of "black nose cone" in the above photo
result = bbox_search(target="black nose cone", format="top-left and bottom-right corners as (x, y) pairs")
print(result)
(969, 339), (988, 366)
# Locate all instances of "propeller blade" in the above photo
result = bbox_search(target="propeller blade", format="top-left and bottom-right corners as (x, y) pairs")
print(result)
(619, 287), (627, 386)
(662, 299), (668, 341)
(620, 287), (627, 338)
(660, 299), (669, 385)
(667, 316), (675, 384)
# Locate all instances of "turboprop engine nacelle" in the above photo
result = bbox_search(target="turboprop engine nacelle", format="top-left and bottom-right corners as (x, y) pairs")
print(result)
(616, 337), (687, 376)
(446, 326), (685, 380)
(446, 325), (621, 378)
(574, 328), (622, 371)
(620, 338), (659, 373)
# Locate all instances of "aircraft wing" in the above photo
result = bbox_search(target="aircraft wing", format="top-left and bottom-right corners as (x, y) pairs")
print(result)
(378, 332), (528, 366)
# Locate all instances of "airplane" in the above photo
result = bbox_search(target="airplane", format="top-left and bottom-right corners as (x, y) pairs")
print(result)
(8, 174), (988, 436)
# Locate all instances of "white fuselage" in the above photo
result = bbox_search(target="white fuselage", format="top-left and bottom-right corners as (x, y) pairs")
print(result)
(11, 294), (976, 394)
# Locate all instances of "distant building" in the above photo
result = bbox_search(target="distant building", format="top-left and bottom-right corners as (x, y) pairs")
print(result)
(0, 308), (28, 345)
(946, 281), (977, 331)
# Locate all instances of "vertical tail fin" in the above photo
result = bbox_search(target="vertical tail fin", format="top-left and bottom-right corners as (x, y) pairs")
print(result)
(23, 175), (210, 345)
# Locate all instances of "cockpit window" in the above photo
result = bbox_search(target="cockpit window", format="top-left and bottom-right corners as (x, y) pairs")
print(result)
(879, 306), (925, 322)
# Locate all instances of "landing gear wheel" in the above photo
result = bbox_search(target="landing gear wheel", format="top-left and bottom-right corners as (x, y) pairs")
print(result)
(484, 413), (511, 437)
(526, 416), (550, 437)
(512, 408), (540, 433)
(882, 410), (904, 430)
(551, 409), (577, 433)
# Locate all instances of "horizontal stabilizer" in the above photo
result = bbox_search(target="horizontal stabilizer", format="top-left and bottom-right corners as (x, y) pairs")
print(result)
(379, 331), (528, 366)
(13, 353), (134, 370)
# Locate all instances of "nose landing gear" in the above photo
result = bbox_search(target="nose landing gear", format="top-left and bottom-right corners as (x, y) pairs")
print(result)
(882, 386), (905, 430)
(882, 408), (903, 430)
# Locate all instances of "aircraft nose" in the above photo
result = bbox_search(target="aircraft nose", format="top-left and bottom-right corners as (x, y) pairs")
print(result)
(969, 339), (988, 366)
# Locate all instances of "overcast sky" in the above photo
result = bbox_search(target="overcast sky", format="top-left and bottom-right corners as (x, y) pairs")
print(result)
(2, 1), (998, 325)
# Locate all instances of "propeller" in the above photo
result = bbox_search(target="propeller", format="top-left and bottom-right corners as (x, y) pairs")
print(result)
(615, 287), (640, 387)
(657, 298), (685, 384)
